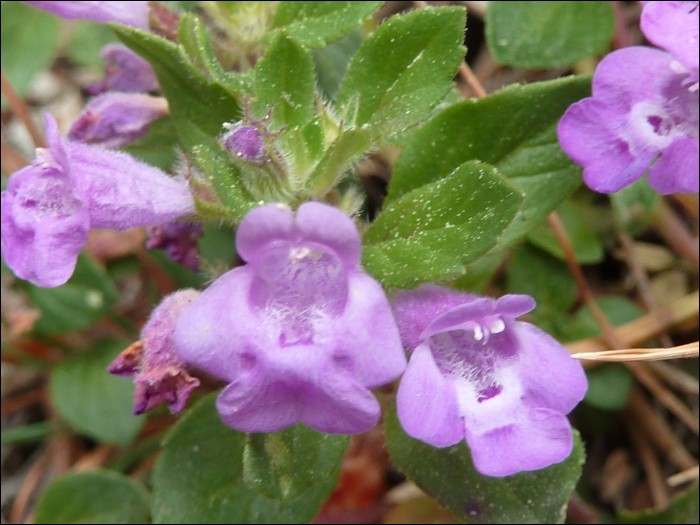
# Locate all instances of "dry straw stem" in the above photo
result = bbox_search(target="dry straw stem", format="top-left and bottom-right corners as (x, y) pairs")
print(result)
(571, 342), (699, 362)
(1, 131), (29, 174)
(566, 292), (699, 356)
(667, 465), (700, 487)
(9, 442), (54, 524)
(655, 199), (699, 271)
(627, 389), (697, 472)
(619, 232), (674, 348)
(549, 211), (699, 437)
(625, 413), (670, 511)
(1, 69), (45, 149)
(0, 387), (45, 416)
(648, 361), (699, 395)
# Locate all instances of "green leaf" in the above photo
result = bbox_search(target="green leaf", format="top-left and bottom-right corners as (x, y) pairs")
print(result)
(486, 1), (614, 68)
(584, 364), (634, 411)
(611, 176), (660, 235)
(243, 424), (349, 501)
(198, 224), (236, 270)
(305, 128), (371, 198)
(564, 296), (644, 342)
(271, 1), (383, 48)
(1, 421), (56, 445)
(619, 483), (699, 524)
(192, 142), (257, 222)
(363, 161), (523, 289)
(178, 14), (224, 79)
(362, 240), (467, 290)
(565, 297), (644, 410)
(336, 7), (466, 139)
(527, 200), (604, 265)
(506, 243), (577, 335)
(389, 76), (591, 250)
(152, 394), (342, 523)
(66, 22), (119, 69)
(122, 115), (179, 170)
(312, 28), (363, 101)
(28, 253), (118, 334)
(254, 34), (315, 130)
(50, 340), (145, 445)
(385, 407), (585, 524)
(112, 24), (241, 152)
(1, 2), (59, 107)
(35, 470), (150, 524)
(149, 249), (206, 289)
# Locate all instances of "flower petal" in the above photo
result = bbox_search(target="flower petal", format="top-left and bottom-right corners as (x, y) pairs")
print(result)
(511, 321), (588, 415)
(592, 47), (678, 109)
(1, 115), (89, 287)
(391, 285), (478, 350)
(295, 202), (361, 269)
(495, 294), (536, 318)
(67, 142), (194, 228)
(641, 1), (699, 76)
(216, 371), (302, 433)
(558, 99), (649, 193)
(24, 1), (150, 30)
(421, 299), (495, 339)
(173, 267), (272, 381)
(235, 203), (295, 264)
(647, 136), (700, 194)
(301, 369), (380, 434)
(466, 407), (574, 477)
(330, 272), (406, 388)
(397, 344), (463, 448)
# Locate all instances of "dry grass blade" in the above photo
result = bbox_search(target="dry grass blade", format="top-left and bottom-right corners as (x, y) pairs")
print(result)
(566, 291), (699, 356)
(572, 342), (699, 362)
(667, 466), (700, 487)
(1, 69), (45, 149)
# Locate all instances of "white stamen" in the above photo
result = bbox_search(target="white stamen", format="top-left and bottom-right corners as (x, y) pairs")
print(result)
(288, 246), (310, 262)
(473, 324), (484, 341)
(489, 318), (505, 334)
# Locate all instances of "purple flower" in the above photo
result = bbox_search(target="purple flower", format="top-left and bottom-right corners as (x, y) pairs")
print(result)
(147, 221), (203, 272)
(173, 202), (407, 434)
(108, 289), (201, 414)
(558, 46), (699, 194)
(641, 1), (699, 89)
(391, 286), (587, 477)
(88, 44), (159, 95)
(223, 125), (265, 162)
(23, 1), (150, 30)
(68, 93), (169, 149)
(1, 114), (194, 287)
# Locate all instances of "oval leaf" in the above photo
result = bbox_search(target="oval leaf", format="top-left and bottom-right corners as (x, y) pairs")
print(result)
(50, 340), (145, 445)
(28, 253), (118, 335)
(336, 6), (466, 139)
(271, 1), (383, 48)
(385, 407), (585, 524)
(363, 161), (523, 289)
(486, 1), (614, 68)
(254, 34), (315, 130)
(35, 470), (150, 524)
(243, 424), (349, 501)
(389, 76), (591, 251)
(152, 394), (341, 524)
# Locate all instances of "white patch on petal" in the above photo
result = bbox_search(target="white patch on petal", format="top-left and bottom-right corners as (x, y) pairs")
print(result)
(455, 365), (523, 435)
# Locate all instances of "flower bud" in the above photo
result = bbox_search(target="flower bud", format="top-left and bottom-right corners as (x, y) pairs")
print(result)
(223, 126), (265, 162)
(69, 93), (169, 149)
